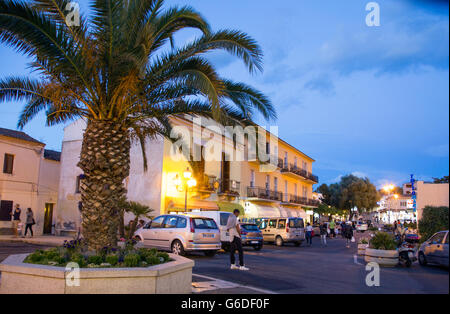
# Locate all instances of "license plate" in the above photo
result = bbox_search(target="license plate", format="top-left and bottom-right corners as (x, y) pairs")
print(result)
(203, 233), (214, 238)
(251, 241), (259, 244)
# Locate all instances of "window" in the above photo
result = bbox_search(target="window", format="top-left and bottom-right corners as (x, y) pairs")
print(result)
(150, 216), (165, 229)
(294, 157), (298, 169)
(220, 213), (231, 226)
(241, 224), (259, 231)
(266, 142), (270, 154)
(265, 175), (270, 190)
(176, 217), (187, 228)
(284, 181), (288, 202)
(163, 216), (178, 228)
(278, 219), (286, 229)
(284, 152), (288, 166)
(75, 175), (82, 193)
(192, 218), (218, 229)
(3, 154), (14, 174)
(258, 220), (268, 230)
(294, 183), (298, 196)
(274, 177), (278, 191)
(430, 232), (446, 244)
(269, 219), (277, 228)
(289, 218), (304, 228)
(250, 170), (255, 187)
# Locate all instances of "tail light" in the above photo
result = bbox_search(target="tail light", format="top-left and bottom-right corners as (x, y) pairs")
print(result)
(286, 227), (290, 233)
(241, 230), (248, 235)
(189, 218), (195, 233)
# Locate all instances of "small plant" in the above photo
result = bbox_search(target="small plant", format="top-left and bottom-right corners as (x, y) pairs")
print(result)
(70, 253), (85, 267)
(145, 254), (161, 266)
(370, 232), (397, 250)
(124, 253), (140, 267)
(105, 254), (119, 266)
(359, 238), (369, 244)
(87, 255), (103, 265)
(157, 252), (170, 263)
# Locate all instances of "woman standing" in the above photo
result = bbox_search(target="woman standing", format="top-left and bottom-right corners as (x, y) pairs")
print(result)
(24, 208), (34, 237)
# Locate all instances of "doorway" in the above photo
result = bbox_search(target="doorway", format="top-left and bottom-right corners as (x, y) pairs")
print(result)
(43, 203), (54, 234)
(0, 200), (13, 221)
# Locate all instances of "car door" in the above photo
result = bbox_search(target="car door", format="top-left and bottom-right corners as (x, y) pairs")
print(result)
(265, 219), (278, 242)
(159, 216), (179, 250)
(424, 232), (446, 264)
(145, 215), (166, 247)
(436, 231), (449, 266)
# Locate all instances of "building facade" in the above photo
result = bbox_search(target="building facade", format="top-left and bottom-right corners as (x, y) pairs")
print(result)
(412, 181), (449, 221)
(0, 128), (60, 235)
(56, 117), (319, 228)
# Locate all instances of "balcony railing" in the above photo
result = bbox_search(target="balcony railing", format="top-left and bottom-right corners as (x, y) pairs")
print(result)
(280, 163), (319, 183)
(219, 179), (241, 196)
(247, 186), (283, 202)
(284, 194), (320, 207)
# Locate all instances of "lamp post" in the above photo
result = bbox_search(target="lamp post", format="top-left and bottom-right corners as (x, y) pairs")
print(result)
(383, 184), (397, 224)
(174, 167), (197, 211)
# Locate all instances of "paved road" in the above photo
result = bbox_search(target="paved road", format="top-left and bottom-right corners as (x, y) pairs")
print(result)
(189, 236), (449, 294)
(1, 239), (447, 294)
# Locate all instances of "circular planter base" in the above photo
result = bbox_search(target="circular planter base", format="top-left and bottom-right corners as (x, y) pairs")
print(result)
(364, 248), (398, 267)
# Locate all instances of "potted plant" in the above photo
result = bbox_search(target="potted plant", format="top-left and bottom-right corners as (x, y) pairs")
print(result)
(358, 238), (369, 256)
(365, 232), (399, 267)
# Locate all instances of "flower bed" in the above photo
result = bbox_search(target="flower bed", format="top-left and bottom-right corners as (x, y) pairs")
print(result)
(364, 232), (399, 267)
(23, 239), (170, 268)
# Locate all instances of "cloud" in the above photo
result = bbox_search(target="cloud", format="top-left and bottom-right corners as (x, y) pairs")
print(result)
(304, 74), (335, 96)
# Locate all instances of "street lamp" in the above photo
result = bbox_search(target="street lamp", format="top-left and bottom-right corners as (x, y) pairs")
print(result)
(382, 184), (396, 223)
(175, 168), (197, 211)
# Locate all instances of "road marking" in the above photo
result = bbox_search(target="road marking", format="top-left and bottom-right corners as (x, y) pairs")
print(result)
(192, 273), (278, 294)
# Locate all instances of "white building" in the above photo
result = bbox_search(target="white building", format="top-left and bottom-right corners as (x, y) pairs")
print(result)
(0, 127), (60, 235)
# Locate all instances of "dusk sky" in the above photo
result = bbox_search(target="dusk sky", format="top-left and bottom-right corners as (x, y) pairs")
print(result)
(0, 0), (448, 188)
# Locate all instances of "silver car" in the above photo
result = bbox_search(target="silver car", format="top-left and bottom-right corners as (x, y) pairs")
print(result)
(134, 214), (221, 257)
(258, 217), (305, 247)
(418, 230), (449, 267)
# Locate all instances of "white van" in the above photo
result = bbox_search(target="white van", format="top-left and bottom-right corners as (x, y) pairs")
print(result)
(183, 211), (234, 250)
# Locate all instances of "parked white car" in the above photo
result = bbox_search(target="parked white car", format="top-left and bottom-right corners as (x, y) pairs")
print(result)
(187, 211), (233, 250)
(134, 214), (221, 256)
(356, 221), (368, 233)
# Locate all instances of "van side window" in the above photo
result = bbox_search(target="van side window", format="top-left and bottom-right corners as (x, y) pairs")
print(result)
(176, 217), (187, 228)
(269, 219), (277, 228)
(259, 220), (268, 229)
(278, 220), (286, 229)
(164, 216), (178, 228)
(220, 213), (231, 226)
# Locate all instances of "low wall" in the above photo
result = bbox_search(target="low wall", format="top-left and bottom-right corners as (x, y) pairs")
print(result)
(364, 248), (399, 267)
(0, 253), (194, 294)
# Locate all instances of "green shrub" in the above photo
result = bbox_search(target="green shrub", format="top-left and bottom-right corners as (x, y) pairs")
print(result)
(105, 254), (119, 266)
(419, 206), (449, 241)
(370, 232), (397, 250)
(359, 238), (369, 244)
(70, 253), (85, 267)
(87, 255), (103, 265)
(157, 252), (170, 263)
(124, 253), (140, 267)
(27, 252), (44, 263)
(145, 255), (161, 265)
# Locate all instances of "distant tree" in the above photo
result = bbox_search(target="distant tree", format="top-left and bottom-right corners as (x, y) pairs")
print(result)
(418, 206), (449, 240)
(338, 175), (379, 213)
(433, 176), (449, 184)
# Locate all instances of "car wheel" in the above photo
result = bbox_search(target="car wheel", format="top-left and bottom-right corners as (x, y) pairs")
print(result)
(418, 252), (427, 266)
(204, 250), (217, 257)
(275, 236), (284, 247)
(171, 240), (185, 256)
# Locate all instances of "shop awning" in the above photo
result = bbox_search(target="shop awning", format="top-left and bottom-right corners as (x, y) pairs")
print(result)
(244, 203), (281, 218)
(217, 202), (244, 213)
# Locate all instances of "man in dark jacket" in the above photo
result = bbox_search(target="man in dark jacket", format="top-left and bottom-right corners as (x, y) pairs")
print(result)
(343, 222), (353, 248)
(319, 223), (328, 247)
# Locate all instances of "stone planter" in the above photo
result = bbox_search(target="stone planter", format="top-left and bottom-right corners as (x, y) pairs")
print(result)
(357, 243), (369, 256)
(0, 253), (194, 294)
(364, 248), (398, 267)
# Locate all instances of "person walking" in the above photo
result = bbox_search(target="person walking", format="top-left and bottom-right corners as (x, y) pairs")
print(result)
(305, 223), (313, 247)
(226, 209), (249, 271)
(343, 222), (353, 248)
(329, 220), (336, 238)
(24, 208), (34, 237)
(11, 204), (21, 237)
(319, 222), (328, 247)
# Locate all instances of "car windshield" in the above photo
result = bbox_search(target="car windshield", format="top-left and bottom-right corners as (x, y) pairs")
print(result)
(241, 224), (259, 231)
(289, 218), (304, 228)
(193, 218), (218, 230)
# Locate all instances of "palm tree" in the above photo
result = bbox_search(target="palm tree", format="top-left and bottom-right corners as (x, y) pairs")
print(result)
(0, 0), (276, 251)
(118, 199), (153, 240)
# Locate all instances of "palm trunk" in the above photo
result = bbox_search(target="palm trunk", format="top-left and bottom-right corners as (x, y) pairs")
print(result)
(77, 120), (130, 251)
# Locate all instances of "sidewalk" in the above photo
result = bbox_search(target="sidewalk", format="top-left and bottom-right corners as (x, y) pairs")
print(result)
(0, 235), (73, 246)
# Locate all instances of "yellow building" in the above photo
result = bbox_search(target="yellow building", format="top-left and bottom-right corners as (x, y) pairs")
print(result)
(58, 116), (318, 224)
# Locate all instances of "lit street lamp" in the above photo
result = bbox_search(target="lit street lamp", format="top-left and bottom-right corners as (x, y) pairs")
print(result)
(174, 167), (197, 211)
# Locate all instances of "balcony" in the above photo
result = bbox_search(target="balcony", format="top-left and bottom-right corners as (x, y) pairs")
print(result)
(280, 162), (319, 183)
(247, 186), (283, 202)
(196, 174), (217, 193)
(218, 179), (241, 198)
(282, 194), (320, 207)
